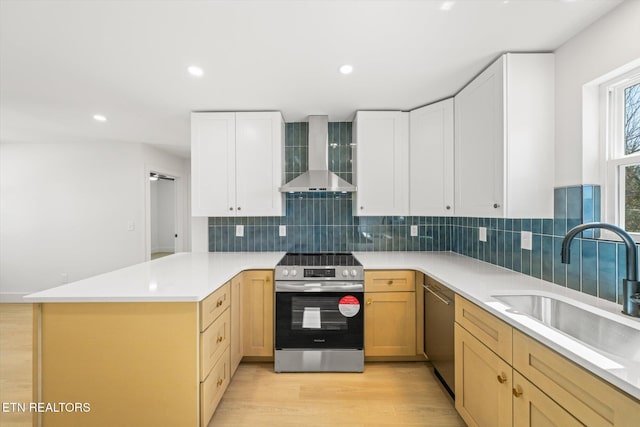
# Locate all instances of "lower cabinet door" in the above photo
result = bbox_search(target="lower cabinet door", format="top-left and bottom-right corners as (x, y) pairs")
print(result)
(364, 291), (416, 356)
(242, 270), (274, 357)
(455, 323), (512, 427)
(513, 372), (584, 427)
(200, 348), (230, 427)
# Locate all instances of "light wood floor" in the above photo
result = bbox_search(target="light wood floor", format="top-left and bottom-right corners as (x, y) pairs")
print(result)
(0, 304), (33, 427)
(151, 251), (174, 260)
(210, 362), (465, 427)
(0, 304), (465, 427)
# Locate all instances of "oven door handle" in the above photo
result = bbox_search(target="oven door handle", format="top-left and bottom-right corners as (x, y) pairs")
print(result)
(275, 282), (364, 292)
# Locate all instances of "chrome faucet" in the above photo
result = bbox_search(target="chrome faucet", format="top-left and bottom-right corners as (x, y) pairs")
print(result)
(561, 222), (640, 317)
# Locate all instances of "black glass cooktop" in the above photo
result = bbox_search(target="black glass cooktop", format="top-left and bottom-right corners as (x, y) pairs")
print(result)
(277, 253), (362, 267)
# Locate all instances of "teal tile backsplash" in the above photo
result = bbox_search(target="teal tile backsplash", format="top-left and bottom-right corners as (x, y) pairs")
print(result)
(209, 122), (451, 253)
(208, 123), (633, 305)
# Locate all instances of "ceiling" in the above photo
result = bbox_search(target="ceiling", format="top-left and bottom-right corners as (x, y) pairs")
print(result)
(0, 0), (624, 158)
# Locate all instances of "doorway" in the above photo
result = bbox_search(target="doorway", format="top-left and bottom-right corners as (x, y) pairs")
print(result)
(149, 172), (176, 260)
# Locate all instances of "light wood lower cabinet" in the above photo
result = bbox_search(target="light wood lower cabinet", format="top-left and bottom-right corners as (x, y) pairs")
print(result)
(455, 323), (512, 427)
(230, 273), (243, 376)
(456, 294), (512, 363)
(455, 295), (640, 427)
(242, 270), (274, 357)
(200, 347), (230, 426)
(513, 329), (639, 427)
(364, 270), (416, 357)
(513, 372), (582, 427)
(200, 282), (230, 332)
(199, 282), (231, 427)
(200, 309), (230, 381)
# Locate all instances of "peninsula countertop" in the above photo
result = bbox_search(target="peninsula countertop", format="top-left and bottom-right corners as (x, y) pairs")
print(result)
(23, 252), (285, 303)
(23, 250), (640, 400)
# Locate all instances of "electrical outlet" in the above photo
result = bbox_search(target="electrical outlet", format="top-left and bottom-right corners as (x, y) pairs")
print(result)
(61, 273), (68, 284)
(479, 227), (487, 242)
(279, 225), (287, 237)
(235, 225), (244, 237)
(127, 220), (135, 231)
(410, 225), (418, 237)
(521, 231), (532, 250)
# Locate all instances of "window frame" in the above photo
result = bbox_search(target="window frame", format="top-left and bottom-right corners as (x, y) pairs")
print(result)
(603, 69), (640, 240)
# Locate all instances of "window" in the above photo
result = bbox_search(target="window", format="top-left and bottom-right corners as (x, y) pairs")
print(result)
(605, 71), (640, 236)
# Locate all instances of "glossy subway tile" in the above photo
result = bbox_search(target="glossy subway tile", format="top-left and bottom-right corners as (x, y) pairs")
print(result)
(208, 129), (628, 306)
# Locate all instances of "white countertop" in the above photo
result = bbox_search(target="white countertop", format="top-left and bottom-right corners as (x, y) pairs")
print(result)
(23, 250), (640, 400)
(23, 252), (285, 303)
(353, 251), (640, 401)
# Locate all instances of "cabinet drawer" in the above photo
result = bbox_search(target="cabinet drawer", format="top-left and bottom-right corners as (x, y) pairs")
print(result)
(455, 295), (512, 363)
(200, 282), (230, 332)
(200, 308), (230, 381)
(200, 347), (230, 427)
(365, 270), (415, 292)
(513, 330), (639, 427)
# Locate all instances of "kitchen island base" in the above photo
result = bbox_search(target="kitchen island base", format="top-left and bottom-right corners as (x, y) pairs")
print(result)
(35, 302), (199, 427)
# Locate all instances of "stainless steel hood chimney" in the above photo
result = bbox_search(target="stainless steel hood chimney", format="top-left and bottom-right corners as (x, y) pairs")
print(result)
(278, 115), (357, 192)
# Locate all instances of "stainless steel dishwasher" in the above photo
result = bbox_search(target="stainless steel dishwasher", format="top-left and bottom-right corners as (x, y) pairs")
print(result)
(424, 277), (455, 397)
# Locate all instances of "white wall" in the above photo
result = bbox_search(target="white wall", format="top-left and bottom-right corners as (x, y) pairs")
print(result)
(554, 0), (640, 187)
(0, 140), (188, 300)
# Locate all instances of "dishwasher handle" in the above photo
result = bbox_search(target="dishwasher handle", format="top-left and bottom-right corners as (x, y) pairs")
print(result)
(423, 284), (452, 305)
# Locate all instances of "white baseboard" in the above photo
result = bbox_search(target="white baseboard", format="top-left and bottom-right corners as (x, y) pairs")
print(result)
(0, 292), (31, 303)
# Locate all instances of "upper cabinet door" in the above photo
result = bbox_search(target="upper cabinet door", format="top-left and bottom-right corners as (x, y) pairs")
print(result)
(454, 53), (554, 218)
(454, 57), (506, 218)
(191, 112), (236, 217)
(409, 99), (454, 216)
(191, 111), (284, 217)
(353, 111), (409, 216)
(235, 112), (284, 217)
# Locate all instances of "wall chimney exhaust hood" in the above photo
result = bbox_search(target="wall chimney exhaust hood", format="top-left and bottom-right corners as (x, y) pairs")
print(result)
(279, 115), (357, 193)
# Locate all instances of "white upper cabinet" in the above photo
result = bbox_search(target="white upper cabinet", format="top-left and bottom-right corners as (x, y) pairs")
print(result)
(454, 53), (554, 218)
(191, 112), (284, 217)
(353, 111), (409, 216)
(409, 99), (454, 216)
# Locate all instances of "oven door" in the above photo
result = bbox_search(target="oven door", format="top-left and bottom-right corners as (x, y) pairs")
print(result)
(275, 285), (364, 350)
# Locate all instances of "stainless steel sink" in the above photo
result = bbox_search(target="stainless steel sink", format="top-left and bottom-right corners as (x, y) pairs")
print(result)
(492, 294), (640, 362)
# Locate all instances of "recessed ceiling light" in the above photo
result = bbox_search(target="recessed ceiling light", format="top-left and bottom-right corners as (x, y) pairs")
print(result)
(339, 64), (353, 75)
(188, 65), (204, 77)
(440, 1), (455, 11)
(93, 114), (107, 122)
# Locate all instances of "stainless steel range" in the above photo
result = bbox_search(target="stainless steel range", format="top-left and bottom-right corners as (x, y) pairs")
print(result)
(274, 253), (364, 373)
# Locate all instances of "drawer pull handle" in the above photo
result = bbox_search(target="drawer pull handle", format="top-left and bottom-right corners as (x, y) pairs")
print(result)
(216, 336), (223, 343)
(217, 378), (223, 387)
(216, 300), (223, 307)
(512, 387), (523, 398)
(366, 299), (372, 305)
(497, 374), (507, 384)
(387, 280), (393, 285)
